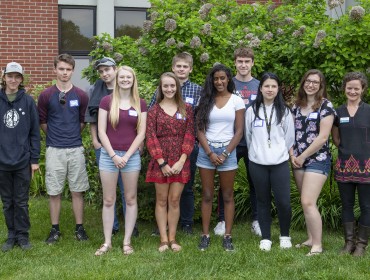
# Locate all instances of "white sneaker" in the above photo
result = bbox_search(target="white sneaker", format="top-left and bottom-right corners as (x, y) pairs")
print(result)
(214, 221), (225, 236)
(259, 239), (272, 251)
(279, 236), (292, 249)
(251, 220), (262, 237)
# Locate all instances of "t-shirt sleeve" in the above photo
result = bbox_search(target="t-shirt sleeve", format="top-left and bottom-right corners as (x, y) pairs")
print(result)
(234, 95), (245, 111)
(140, 98), (148, 112)
(320, 100), (336, 120)
(99, 95), (111, 111)
(37, 88), (50, 124)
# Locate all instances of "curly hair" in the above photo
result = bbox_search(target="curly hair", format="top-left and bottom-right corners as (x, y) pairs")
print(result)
(342, 72), (368, 98)
(295, 69), (327, 111)
(196, 64), (235, 131)
(253, 72), (289, 125)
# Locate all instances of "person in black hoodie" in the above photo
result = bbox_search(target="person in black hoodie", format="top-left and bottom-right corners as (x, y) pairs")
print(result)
(0, 62), (40, 251)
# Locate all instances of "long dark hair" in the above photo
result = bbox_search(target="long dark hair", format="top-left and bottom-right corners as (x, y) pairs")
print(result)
(295, 69), (327, 111)
(253, 72), (289, 124)
(196, 64), (235, 131)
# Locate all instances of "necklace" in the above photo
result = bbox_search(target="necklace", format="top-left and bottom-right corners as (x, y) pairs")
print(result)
(262, 103), (274, 148)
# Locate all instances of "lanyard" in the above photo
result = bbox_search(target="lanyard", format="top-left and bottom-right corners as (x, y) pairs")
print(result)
(262, 103), (274, 148)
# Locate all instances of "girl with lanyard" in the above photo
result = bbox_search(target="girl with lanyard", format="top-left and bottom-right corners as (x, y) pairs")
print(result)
(291, 69), (335, 256)
(245, 72), (295, 251)
(332, 72), (370, 257)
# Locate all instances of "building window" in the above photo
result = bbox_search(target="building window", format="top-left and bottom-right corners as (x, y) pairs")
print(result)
(115, 8), (147, 39)
(59, 6), (96, 55)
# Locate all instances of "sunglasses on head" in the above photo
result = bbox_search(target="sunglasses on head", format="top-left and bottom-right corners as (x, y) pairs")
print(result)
(59, 91), (66, 105)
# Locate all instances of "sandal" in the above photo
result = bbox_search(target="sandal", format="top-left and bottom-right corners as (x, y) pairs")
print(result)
(306, 250), (323, 256)
(158, 241), (169, 253)
(123, 244), (134, 255)
(295, 242), (312, 248)
(95, 243), (111, 256)
(169, 240), (181, 252)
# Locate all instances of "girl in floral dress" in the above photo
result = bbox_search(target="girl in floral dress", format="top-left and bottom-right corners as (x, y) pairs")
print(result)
(146, 72), (195, 252)
(291, 69), (336, 256)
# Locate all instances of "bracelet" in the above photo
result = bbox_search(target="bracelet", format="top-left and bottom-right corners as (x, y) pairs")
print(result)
(207, 151), (213, 157)
(158, 161), (168, 169)
(222, 149), (230, 158)
(111, 154), (117, 159)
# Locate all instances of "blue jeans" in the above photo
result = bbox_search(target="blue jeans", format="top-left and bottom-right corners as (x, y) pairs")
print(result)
(180, 144), (199, 226)
(217, 145), (258, 222)
(95, 148), (125, 230)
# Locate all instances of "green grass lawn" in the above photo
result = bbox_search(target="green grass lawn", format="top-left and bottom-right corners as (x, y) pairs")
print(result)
(0, 197), (369, 280)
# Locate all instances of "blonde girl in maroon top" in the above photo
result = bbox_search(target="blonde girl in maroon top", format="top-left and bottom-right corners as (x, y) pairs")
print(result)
(95, 66), (147, 256)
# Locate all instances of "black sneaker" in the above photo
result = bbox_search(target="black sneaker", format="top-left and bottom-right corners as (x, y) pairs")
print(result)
(18, 238), (32, 250)
(132, 225), (139, 238)
(112, 228), (119, 236)
(75, 226), (89, 241)
(1, 238), (16, 252)
(198, 235), (210, 251)
(223, 235), (234, 252)
(45, 228), (61, 245)
(151, 227), (160, 236)
(182, 224), (193, 235)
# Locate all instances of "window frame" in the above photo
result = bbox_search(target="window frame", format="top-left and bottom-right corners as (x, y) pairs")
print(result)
(58, 5), (97, 56)
(114, 7), (148, 39)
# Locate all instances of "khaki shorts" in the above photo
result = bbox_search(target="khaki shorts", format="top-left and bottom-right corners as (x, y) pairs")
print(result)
(45, 146), (90, 195)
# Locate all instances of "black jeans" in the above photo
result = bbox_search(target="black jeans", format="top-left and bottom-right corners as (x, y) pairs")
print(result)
(338, 182), (370, 226)
(0, 166), (31, 240)
(249, 161), (291, 240)
(217, 146), (258, 221)
(180, 144), (199, 226)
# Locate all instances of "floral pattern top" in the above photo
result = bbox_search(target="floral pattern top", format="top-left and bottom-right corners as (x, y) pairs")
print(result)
(292, 98), (336, 167)
(334, 102), (370, 183)
(145, 103), (195, 184)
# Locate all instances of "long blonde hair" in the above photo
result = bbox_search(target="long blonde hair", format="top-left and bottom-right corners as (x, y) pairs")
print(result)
(109, 66), (141, 129)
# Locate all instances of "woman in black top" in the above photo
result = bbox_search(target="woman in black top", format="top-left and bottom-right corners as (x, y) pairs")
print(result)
(332, 72), (370, 257)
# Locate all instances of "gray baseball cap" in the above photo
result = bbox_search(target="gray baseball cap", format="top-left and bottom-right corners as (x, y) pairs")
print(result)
(4, 62), (23, 75)
(94, 57), (116, 69)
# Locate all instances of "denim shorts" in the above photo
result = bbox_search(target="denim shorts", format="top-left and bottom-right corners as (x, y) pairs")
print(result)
(196, 145), (237, 171)
(99, 147), (141, 173)
(296, 157), (331, 177)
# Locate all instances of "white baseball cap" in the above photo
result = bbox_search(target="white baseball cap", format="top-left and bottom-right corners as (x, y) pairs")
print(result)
(4, 62), (23, 75)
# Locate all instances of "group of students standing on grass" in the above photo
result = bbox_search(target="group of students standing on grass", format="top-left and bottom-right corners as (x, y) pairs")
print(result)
(0, 49), (369, 258)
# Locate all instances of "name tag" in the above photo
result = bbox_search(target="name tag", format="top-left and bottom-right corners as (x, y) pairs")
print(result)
(128, 110), (138, 117)
(176, 113), (185, 120)
(250, 94), (257, 101)
(254, 119), (263, 127)
(340, 117), (350, 123)
(308, 112), (318, 120)
(69, 100), (79, 107)
(185, 97), (194, 104)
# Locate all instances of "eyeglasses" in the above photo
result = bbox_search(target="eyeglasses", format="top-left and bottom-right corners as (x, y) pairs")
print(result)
(59, 91), (66, 105)
(305, 79), (320, 86)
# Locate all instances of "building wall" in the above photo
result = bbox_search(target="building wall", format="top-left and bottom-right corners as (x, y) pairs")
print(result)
(0, 0), (59, 87)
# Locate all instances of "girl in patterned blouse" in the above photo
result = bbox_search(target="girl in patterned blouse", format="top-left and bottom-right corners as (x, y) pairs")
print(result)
(291, 69), (336, 256)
